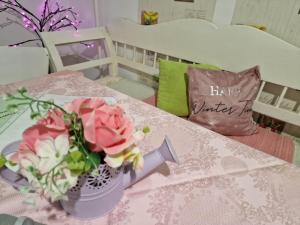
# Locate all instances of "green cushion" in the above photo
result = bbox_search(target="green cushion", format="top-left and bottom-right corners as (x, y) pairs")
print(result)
(157, 60), (220, 116)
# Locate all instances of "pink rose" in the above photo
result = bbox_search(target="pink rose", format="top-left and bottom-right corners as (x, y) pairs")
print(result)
(19, 109), (68, 153)
(66, 98), (135, 155)
(65, 98), (105, 116)
(38, 109), (68, 133)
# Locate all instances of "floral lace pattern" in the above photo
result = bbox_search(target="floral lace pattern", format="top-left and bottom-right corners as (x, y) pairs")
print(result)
(0, 71), (300, 225)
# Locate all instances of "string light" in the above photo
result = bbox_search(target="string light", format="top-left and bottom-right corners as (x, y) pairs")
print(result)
(0, 0), (91, 47)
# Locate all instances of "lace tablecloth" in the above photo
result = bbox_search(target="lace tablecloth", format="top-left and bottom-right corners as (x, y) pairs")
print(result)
(1, 71), (300, 225)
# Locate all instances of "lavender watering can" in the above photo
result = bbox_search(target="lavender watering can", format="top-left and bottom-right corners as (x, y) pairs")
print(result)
(0, 136), (179, 219)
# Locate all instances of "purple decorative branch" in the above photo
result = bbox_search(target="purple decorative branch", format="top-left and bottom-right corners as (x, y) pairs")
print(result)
(0, 0), (82, 47)
(9, 38), (40, 46)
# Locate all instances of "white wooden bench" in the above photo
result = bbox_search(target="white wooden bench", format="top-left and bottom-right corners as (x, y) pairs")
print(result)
(40, 27), (155, 100)
(106, 19), (300, 163)
(107, 19), (300, 132)
(41, 18), (300, 142)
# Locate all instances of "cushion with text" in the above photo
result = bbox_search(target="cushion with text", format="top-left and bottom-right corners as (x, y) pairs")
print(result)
(187, 66), (261, 136)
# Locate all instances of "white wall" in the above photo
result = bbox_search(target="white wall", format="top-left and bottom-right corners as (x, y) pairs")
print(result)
(138, 0), (300, 47)
(97, 0), (234, 26)
(213, 0), (236, 25)
(139, 0), (216, 22)
(0, 0), (96, 46)
(97, 0), (139, 26)
(2, 0), (299, 48)
(232, 0), (300, 47)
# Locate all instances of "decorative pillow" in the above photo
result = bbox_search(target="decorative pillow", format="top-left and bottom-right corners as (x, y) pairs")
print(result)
(187, 66), (261, 136)
(157, 60), (220, 116)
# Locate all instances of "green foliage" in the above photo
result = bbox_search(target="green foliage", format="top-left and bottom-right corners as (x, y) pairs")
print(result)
(64, 150), (101, 176)
(18, 186), (32, 194)
(87, 152), (101, 167)
(18, 87), (27, 94)
(5, 88), (68, 120)
(28, 166), (42, 180)
(69, 150), (83, 161)
(143, 126), (150, 134)
(0, 155), (7, 168)
(30, 112), (41, 120)
(6, 104), (18, 113)
(64, 151), (84, 175)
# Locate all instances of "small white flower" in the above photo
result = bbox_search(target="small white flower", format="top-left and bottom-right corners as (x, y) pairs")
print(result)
(105, 145), (144, 171)
(18, 134), (77, 201)
(34, 135), (69, 174)
(39, 163), (77, 202)
(133, 130), (145, 142)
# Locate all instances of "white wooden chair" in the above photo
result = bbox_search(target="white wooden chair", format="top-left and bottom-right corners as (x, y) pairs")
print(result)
(0, 47), (49, 85)
(40, 27), (155, 100)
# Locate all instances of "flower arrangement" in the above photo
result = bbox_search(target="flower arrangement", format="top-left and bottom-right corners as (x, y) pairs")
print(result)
(0, 89), (148, 201)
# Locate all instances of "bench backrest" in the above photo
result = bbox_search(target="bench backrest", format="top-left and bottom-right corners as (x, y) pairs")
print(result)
(107, 19), (300, 127)
(41, 27), (118, 76)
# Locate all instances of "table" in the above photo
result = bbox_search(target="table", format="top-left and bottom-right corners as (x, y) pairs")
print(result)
(1, 71), (300, 225)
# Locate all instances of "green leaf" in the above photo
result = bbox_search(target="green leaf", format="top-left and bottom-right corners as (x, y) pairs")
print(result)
(143, 126), (150, 134)
(84, 162), (92, 172)
(41, 102), (50, 110)
(7, 104), (18, 112)
(27, 166), (42, 180)
(63, 114), (72, 124)
(87, 152), (100, 167)
(67, 161), (86, 176)
(18, 87), (27, 94)
(70, 150), (83, 161)
(70, 170), (83, 176)
(74, 125), (80, 130)
(18, 186), (32, 194)
(8, 161), (16, 166)
(69, 161), (85, 170)
(22, 198), (36, 206)
(0, 155), (7, 168)
(65, 150), (90, 175)
(67, 162), (78, 170)
(30, 112), (41, 120)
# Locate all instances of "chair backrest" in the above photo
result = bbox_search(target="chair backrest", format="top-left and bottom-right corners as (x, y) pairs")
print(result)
(107, 18), (300, 127)
(0, 47), (49, 85)
(40, 27), (118, 77)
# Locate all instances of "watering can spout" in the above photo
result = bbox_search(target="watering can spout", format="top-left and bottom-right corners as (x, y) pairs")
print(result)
(123, 136), (179, 189)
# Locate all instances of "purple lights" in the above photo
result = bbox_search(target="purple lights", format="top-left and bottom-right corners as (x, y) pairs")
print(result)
(0, 0), (83, 46)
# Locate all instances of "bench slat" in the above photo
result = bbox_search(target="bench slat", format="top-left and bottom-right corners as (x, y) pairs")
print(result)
(117, 56), (158, 76)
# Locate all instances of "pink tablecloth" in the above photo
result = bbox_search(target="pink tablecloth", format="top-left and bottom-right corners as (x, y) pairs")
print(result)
(1, 71), (300, 225)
